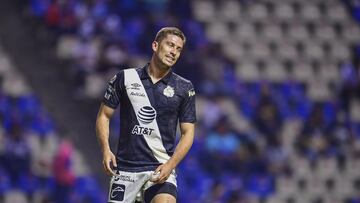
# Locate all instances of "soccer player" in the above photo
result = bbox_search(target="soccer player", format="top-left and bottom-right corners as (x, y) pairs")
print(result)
(95, 27), (196, 203)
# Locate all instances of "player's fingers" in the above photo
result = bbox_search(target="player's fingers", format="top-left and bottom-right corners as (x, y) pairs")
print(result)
(105, 159), (116, 176)
(111, 155), (117, 168)
(152, 172), (162, 183)
(103, 161), (111, 175)
(155, 171), (169, 184)
(154, 165), (162, 174)
(157, 175), (168, 184)
(108, 165), (116, 176)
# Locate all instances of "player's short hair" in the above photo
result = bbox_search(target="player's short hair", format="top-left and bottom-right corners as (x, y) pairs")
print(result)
(154, 27), (186, 45)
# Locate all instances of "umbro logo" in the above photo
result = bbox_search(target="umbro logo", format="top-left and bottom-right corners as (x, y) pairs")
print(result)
(131, 83), (141, 88)
(127, 83), (141, 90)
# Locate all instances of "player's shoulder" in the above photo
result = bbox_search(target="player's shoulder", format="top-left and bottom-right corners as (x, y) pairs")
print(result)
(108, 67), (136, 85)
(134, 67), (143, 74)
(120, 67), (145, 76)
(114, 67), (139, 77)
(171, 72), (195, 98)
(172, 72), (193, 87)
(117, 67), (138, 73)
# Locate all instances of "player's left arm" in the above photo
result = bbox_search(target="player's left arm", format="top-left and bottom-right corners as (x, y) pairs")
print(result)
(153, 122), (195, 183)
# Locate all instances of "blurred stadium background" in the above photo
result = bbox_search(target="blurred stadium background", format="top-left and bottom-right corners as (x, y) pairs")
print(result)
(1, 0), (360, 202)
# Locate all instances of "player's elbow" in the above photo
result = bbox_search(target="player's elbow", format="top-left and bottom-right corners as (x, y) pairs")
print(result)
(181, 132), (194, 145)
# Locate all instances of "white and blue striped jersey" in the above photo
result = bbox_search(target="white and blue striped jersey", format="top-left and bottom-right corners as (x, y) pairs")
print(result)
(103, 64), (196, 172)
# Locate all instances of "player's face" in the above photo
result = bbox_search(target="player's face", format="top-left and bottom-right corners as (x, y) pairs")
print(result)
(152, 34), (184, 68)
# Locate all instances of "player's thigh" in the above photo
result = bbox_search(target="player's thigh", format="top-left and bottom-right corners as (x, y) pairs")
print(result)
(143, 172), (177, 203)
(150, 193), (176, 203)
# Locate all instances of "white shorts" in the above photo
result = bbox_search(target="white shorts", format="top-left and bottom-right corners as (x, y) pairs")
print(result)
(108, 170), (177, 203)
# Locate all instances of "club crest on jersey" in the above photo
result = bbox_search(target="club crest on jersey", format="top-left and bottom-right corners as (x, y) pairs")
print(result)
(163, 86), (174, 97)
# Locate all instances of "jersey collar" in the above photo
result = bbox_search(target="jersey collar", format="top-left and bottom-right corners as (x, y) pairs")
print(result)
(140, 63), (173, 84)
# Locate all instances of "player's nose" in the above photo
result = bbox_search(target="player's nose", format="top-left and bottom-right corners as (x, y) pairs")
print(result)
(169, 50), (176, 57)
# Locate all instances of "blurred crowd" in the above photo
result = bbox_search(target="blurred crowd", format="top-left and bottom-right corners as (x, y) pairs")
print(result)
(1, 0), (359, 202)
(0, 91), (104, 203)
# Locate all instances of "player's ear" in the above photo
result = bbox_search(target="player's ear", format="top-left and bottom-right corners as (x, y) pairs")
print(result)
(152, 41), (158, 52)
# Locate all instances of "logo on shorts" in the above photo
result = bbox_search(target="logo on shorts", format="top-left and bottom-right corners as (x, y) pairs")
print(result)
(137, 106), (156, 124)
(110, 183), (125, 201)
(114, 175), (135, 183)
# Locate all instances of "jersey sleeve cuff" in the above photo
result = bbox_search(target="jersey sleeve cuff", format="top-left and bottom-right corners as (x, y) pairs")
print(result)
(102, 99), (118, 109)
(179, 118), (197, 123)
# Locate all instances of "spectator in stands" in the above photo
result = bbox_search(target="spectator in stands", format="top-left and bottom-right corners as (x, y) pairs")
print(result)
(296, 104), (331, 160)
(52, 138), (75, 203)
(45, 0), (60, 31)
(3, 122), (30, 187)
(29, 131), (57, 189)
(204, 116), (242, 174)
(338, 62), (360, 114)
(200, 94), (224, 129)
(253, 83), (283, 147)
(198, 43), (227, 94)
(326, 112), (352, 158)
(265, 142), (290, 176)
(71, 36), (99, 96)
(97, 42), (129, 73)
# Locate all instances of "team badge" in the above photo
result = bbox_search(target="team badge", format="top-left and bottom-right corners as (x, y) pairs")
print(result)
(163, 86), (174, 97)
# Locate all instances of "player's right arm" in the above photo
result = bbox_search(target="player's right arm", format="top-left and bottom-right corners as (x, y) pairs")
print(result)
(96, 72), (122, 176)
(96, 103), (117, 176)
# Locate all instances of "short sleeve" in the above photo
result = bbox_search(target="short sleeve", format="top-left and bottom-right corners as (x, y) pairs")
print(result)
(179, 82), (197, 123)
(102, 71), (124, 109)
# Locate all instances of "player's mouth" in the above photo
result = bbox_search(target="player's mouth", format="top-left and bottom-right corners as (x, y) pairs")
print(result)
(165, 55), (175, 62)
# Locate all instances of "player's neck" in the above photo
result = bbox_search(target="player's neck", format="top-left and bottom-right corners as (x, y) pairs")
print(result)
(149, 60), (171, 83)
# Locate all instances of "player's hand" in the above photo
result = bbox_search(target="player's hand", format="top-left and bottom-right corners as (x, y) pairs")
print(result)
(152, 162), (174, 184)
(102, 149), (117, 176)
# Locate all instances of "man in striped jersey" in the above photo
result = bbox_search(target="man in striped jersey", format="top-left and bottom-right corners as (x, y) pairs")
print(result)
(96, 27), (196, 203)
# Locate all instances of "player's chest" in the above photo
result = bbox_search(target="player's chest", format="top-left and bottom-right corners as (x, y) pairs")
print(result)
(124, 80), (182, 113)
